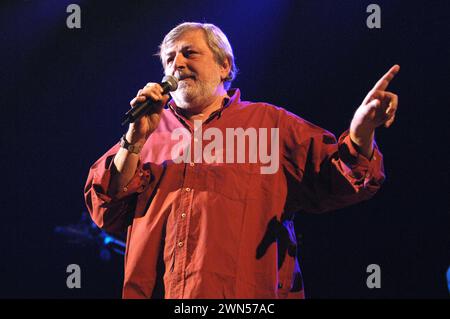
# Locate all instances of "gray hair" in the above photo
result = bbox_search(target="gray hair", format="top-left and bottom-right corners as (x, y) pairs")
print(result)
(158, 22), (238, 90)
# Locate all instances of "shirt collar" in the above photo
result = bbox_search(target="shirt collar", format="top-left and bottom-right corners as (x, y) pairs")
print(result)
(167, 88), (240, 124)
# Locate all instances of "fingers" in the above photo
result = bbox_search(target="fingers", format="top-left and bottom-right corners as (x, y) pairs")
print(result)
(365, 91), (398, 128)
(366, 98), (380, 109)
(372, 64), (400, 91)
(130, 83), (165, 108)
(384, 92), (398, 128)
(141, 83), (164, 101)
(130, 95), (145, 107)
(384, 92), (398, 115)
(365, 89), (397, 107)
(385, 114), (396, 128)
(358, 66), (400, 129)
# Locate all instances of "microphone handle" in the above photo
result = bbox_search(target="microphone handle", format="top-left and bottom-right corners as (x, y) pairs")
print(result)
(121, 82), (172, 126)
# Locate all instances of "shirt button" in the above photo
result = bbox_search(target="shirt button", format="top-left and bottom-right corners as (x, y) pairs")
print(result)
(190, 163), (195, 167)
(181, 213), (186, 218)
(185, 187), (191, 192)
(178, 241), (184, 248)
(123, 186), (128, 192)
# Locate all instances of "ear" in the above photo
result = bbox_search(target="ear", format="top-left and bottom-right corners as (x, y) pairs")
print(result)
(219, 58), (231, 81)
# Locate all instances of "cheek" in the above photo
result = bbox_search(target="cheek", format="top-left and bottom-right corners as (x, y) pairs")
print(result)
(207, 66), (224, 83)
(196, 61), (220, 78)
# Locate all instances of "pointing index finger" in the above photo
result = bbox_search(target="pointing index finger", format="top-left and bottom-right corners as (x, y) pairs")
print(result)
(372, 64), (400, 91)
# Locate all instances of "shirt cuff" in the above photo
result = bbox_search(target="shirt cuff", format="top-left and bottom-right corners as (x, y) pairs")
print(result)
(338, 129), (383, 172)
(92, 152), (152, 204)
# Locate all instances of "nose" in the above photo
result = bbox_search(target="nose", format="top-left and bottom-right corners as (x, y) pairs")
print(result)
(168, 52), (187, 75)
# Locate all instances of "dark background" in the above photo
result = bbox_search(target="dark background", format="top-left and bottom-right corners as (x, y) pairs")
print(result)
(1, 0), (448, 298)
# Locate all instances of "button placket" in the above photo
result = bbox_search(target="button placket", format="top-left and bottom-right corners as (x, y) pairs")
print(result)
(171, 163), (196, 298)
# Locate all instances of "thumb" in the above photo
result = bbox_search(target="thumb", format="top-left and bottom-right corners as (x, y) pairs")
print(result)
(367, 98), (380, 109)
(154, 94), (170, 114)
(161, 94), (170, 106)
(149, 94), (170, 115)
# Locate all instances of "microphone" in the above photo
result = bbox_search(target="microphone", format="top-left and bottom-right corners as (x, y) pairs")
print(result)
(121, 75), (178, 126)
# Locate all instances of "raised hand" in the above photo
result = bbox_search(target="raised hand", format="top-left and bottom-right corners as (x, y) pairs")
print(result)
(126, 83), (170, 145)
(350, 65), (400, 158)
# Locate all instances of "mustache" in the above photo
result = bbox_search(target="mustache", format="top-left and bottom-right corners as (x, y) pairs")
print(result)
(174, 71), (196, 81)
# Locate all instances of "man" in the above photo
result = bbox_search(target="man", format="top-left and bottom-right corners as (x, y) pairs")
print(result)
(84, 22), (399, 298)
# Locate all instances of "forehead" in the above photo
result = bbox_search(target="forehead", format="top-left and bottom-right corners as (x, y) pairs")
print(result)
(163, 29), (210, 54)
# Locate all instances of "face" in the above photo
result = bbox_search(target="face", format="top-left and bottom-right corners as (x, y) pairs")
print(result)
(162, 29), (230, 110)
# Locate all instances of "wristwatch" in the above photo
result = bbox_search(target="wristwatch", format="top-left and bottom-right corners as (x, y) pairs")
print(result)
(119, 135), (143, 154)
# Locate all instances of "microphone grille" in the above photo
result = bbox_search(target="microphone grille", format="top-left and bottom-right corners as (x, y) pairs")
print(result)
(162, 75), (178, 91)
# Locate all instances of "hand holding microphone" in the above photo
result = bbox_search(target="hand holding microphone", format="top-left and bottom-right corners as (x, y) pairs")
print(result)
(122, 75), (178, 144)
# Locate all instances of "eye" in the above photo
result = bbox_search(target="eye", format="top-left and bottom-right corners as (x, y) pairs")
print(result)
(184, 50), (197, 58)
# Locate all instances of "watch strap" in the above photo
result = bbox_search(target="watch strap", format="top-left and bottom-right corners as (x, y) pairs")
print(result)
(120, 135), (143, 154)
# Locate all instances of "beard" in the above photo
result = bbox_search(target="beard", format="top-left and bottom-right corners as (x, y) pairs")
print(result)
(171, 76), (220, 109)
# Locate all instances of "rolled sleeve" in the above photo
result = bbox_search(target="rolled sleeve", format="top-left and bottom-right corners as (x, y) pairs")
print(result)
(337, 130), (385, 191)
(84, 144), (152, 233)
(91, 152), (152, 203)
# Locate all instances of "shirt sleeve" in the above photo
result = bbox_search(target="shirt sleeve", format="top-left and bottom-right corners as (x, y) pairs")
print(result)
(84, 143), (152, 234)
(280, 110), (385, 214)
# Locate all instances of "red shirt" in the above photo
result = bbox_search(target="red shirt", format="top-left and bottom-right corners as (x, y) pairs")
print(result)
(84, 89), (385, 298)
